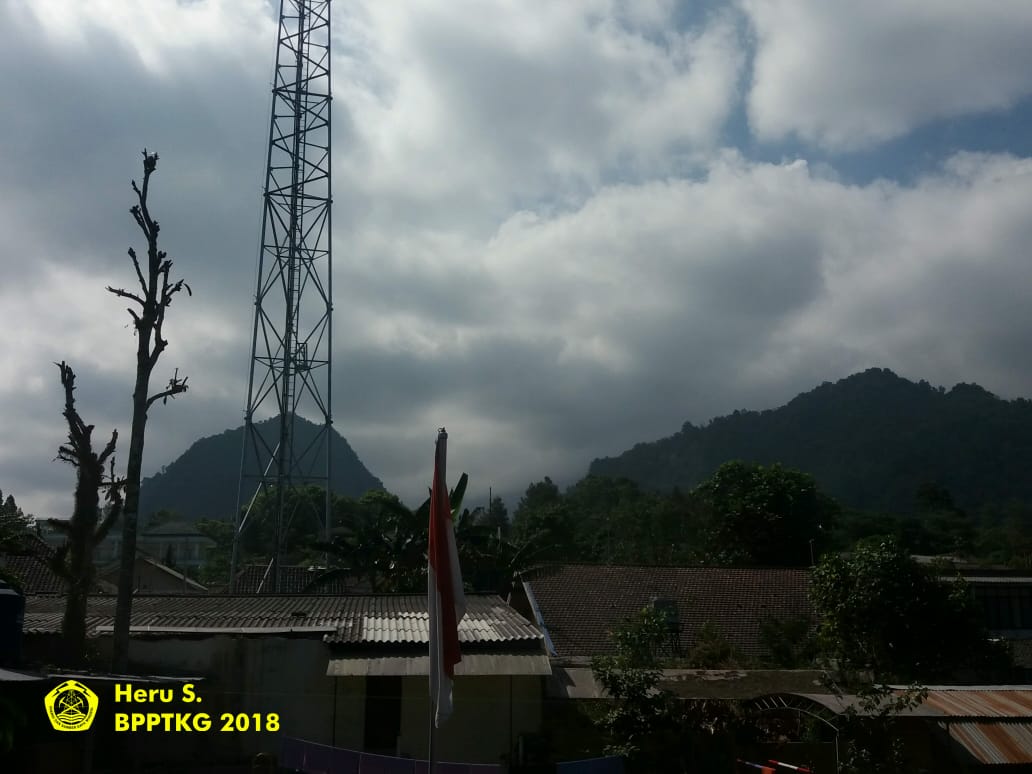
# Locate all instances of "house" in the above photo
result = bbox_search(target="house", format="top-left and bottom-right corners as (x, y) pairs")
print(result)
(20, 592), (548, 769)
(1, 537), (202, 595)
(232, 562), (363, 594)
(749, 687), (1032, 769)
(938, 573), (1032, 678)
(96, 552), (207, 594)
(513, 563), (815, 664)
(40, 520), (216, 573)
(0, 535), (116, 595)
(511, 564), (825, 762)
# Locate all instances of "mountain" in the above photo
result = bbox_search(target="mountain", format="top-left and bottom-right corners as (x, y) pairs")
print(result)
(138, 416), (383, 523)
(590, 368), (1032, 513)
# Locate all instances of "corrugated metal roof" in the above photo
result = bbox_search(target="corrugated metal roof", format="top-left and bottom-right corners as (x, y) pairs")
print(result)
(325, 596), (542, 644)
(326, 653), (552, 677)
(923, 690), (1032, 718)
(947, 576), (1032, 584)
(0, 668), (46, 682)
(943, 721), (1032, 765)
(775, 689), (1032, 719)
(23, 594), (542, 645)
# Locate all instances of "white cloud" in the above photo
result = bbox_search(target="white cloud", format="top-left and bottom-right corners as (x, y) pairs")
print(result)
(742, 0), (1032, 149)
(334, 151), (1032, 503)
(3, 0), (1032, 521)
(336, 1), (744, 225)
(20, 0), (274, 76)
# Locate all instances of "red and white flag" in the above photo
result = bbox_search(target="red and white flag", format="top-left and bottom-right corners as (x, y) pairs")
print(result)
(428, 428), (466, 727)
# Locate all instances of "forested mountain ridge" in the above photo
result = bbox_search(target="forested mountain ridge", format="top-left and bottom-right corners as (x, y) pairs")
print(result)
(138, 416), (383, 524)
(590, 368), (1032, 513)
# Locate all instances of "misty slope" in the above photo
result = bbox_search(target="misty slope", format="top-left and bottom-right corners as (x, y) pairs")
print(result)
(138, 416), (383, 523)
(590, 368), (1032, 513)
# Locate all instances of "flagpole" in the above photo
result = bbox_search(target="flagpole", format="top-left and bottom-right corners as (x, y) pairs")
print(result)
(428, 426), (466, 773)
(428, 428), (447, 774)
(428, 715), (437, 774)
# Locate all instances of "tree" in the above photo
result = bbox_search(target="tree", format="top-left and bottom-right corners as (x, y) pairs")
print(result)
(513, 476), (561, 519)
(0, 490), (36, 590)
(110, 150), (191, 671)
(811, 538), (1010, 682)
(510, 478), (576, 561)
(194, 518), (234, 587)
(910, 483), (975, 556)
(591, 608), (744, 772)
(693, 461), (838, 566)
(47, 362), (124, 665)
(0, 490), (33, 554)
(758, 615), (818, 668)
(474, 496), (510, 538)
(832, 682), (927, 774)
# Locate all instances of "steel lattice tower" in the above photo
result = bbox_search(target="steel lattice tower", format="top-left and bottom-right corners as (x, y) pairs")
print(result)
(231, 0), (333, 591)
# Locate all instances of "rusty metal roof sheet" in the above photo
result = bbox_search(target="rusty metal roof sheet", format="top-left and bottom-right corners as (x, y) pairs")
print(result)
(778, 689), (1032, 719)
(23, 594), (542, 645)
(922, 690), (1032, 718)
(942, 721), (1032, 765)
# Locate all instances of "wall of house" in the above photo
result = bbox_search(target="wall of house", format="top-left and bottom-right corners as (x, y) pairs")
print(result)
(51, 634), (342, 764)
(22, 632), (545, 768)
(135, 636), (338, 754)
(396, 675), (543, 765)
(330, 676), (366, 750)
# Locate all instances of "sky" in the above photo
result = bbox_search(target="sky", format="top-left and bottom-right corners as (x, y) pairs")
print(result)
(3, 0), (1032, 519)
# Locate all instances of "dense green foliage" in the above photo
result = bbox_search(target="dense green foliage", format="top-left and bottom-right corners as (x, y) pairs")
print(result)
(510, 464), (834, 567)
(811, 539), (1011, 681)
(694, 461), (838, 566)
(0, 490), (35, 590)
(196, 449), (1032, 593)
(137, 415), (383, 524)
(202, 478), (525, 594)
(591, 368), (1032, 514)
(833, 682), (928, 774)
(591, 609), (747, 772)
(0, 490), (33, 553)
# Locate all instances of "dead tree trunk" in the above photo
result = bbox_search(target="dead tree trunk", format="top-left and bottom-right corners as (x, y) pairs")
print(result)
(49, 362), (123, 666)
(110, 151), (190, 672)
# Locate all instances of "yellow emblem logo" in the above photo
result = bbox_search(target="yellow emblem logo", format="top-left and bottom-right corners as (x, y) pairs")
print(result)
(45, 679), (99, 732)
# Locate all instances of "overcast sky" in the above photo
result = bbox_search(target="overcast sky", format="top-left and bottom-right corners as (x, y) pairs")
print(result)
(3, 0), (1032, 519)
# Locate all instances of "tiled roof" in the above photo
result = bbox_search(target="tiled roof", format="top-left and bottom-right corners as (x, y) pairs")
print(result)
(521, 564), (814, 660)
(233, 564), (365, 594)
(0, 553), (67, 594)
(140, 521), (214, 538)
(0, 537), (116, 594)
(23, 593), (542, 646)
(97, 554), (208, 593)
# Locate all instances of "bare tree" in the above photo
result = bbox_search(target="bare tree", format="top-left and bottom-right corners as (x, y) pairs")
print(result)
(109, 150), (190, 672)
(49, 362), (124, 666)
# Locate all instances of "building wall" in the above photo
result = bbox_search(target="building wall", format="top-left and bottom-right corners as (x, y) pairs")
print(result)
(331, 676), (366, 750)
(89, 635), (338, 762)
(23, 634), (543, 767)
(397, 675), (543, 765)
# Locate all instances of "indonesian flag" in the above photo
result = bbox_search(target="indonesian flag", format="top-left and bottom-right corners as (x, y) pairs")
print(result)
(428, 428), (466, 727)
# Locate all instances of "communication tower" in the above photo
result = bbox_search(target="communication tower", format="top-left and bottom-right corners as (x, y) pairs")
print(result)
(231, 0), (333, 591)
